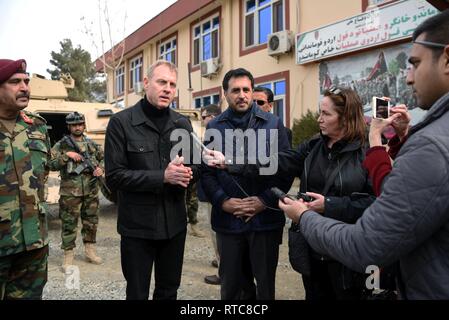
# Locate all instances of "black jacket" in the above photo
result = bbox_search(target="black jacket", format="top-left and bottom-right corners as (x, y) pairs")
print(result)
(280, 135), (375, 290)
(105, 99), (199, 240)
(201, 105), (293, 233)
(282, 135), (375, 223)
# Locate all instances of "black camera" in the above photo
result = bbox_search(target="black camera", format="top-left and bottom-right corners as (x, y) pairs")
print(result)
(271, 187), (314, 202)
(297, 192), (314, 202)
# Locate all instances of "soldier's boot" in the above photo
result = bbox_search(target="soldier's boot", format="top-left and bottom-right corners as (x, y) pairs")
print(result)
(84, 243), (103, 264)
(189, 224), (206, 238)
(62, 249), (75, 273)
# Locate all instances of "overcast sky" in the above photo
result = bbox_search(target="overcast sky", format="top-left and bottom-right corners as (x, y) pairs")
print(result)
(0, 0), (177, 77)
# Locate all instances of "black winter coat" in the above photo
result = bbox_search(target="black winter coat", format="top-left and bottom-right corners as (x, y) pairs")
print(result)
(280, 134), (375, 290)
(105, 99), (199, 240)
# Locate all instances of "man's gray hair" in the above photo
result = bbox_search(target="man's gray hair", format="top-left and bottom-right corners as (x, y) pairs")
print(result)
(147, 60), (178, 79)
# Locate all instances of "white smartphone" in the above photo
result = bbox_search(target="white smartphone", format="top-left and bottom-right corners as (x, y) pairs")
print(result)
(372, 97), (390, 119)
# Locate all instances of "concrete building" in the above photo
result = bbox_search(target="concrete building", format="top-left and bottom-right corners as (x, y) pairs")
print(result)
(95, 0), (443, 131)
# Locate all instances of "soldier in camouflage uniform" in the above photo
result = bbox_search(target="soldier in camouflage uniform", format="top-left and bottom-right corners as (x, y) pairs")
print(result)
(50, 112), (104, 272)
(186, 182), (205, 237)
(0, 59), (51, 300)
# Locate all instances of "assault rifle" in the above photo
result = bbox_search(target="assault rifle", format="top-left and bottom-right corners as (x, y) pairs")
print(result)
(64, 135), (113, 199)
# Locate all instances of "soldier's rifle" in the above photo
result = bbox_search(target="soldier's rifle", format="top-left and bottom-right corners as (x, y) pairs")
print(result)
(64, 135), (112, 195)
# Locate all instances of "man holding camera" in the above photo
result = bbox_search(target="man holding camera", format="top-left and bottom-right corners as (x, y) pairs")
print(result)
(279, 10), (449, 299)
(50, 112), (104, 272)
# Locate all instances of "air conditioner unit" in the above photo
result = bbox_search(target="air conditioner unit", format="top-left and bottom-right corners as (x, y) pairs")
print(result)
(134, 81), (144, 95)
(267, 30), (294, 57)
(200, 58), (220, 78)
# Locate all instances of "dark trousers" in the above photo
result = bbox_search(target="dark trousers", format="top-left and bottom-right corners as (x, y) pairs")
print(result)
(217, 229), (283, 300)
(302, 258), (365, 301)
(120, 231), (186, 300)
(0, 246), (48, 300)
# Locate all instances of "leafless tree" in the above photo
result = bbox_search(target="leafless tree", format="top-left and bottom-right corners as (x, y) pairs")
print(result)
(81, 0), (127, 106)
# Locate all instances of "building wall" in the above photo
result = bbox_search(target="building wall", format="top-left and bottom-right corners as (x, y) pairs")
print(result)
(104, 0), (369, 127)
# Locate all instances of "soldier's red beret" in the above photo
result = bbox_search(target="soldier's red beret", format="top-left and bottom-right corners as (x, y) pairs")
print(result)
(0, 59), (27, 84)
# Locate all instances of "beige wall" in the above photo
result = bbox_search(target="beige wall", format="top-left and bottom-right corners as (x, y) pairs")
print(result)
(106, 0), (364, 127)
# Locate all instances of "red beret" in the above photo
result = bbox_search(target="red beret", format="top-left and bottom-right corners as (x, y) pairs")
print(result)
(0, 59), (27, 84)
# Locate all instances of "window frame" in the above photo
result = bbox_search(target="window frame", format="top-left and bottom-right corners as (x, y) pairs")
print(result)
(244, 0), (285, 48)
(256, 80), (286, 123)
(192, 87), (222, 109)
(240, 0), (290, 57)
(254, 71), (290, 127)
(115, 65), (125, 97)
(194, 94), (221, 109)
(157, 33), (178, 66)
(128, 54), (143, 92)
(190, 8), (222, 72)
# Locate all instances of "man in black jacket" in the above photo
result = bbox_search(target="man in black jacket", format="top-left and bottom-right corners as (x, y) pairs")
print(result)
(201, 68), (293, 300)
(105, 60), (198, 300)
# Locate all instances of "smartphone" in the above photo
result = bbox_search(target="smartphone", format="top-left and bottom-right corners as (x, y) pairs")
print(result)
(372, 97), (390, 119)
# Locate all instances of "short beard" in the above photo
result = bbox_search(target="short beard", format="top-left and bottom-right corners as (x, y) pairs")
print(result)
(71, 131), (83, 137)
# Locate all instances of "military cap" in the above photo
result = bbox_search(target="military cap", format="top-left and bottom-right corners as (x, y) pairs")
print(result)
(0, 59), (27, 84)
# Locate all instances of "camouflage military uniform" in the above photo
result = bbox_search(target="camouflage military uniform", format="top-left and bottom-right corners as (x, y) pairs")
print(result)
(186, 182), (199, 224)
(0, 111), (51, 300)
(50, 135), (104, 250)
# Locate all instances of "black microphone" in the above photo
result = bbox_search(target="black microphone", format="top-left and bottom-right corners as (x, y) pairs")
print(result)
(174, 116), (193, 131)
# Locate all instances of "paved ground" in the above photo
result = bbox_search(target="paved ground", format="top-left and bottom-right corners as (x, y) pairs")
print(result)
(42, 194), (305, 300)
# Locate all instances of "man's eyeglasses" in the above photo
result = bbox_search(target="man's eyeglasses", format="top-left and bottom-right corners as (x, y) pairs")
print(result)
(255, 100), (268, 106)
(413, 40), (448, 49)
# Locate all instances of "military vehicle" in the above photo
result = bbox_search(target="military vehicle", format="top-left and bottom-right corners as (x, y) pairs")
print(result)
(27, 73), (122, 148)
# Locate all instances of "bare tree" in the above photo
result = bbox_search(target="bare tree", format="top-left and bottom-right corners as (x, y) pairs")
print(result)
(81, 0), (127, 106)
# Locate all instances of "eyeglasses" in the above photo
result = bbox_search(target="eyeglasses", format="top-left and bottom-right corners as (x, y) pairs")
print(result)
(328, 86), (342, 95)
(255, 100), (268, 106)
(413, 40), (448, 49)
(327, 86), (346, 104)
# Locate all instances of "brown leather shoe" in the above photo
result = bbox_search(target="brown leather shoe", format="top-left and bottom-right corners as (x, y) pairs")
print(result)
(204, 274), (221, 285)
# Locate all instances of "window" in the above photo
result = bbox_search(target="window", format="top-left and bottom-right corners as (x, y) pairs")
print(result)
(159, 37), (177, 65)
(257, 80), (286, 124)
(193, 15), (220, 65)
(129, 55), (143, 91)
(115, 65), (125, 96)
(97, 109), (114, 117)
(194, 94), (220, 108)
(245, 0), (284, 47)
